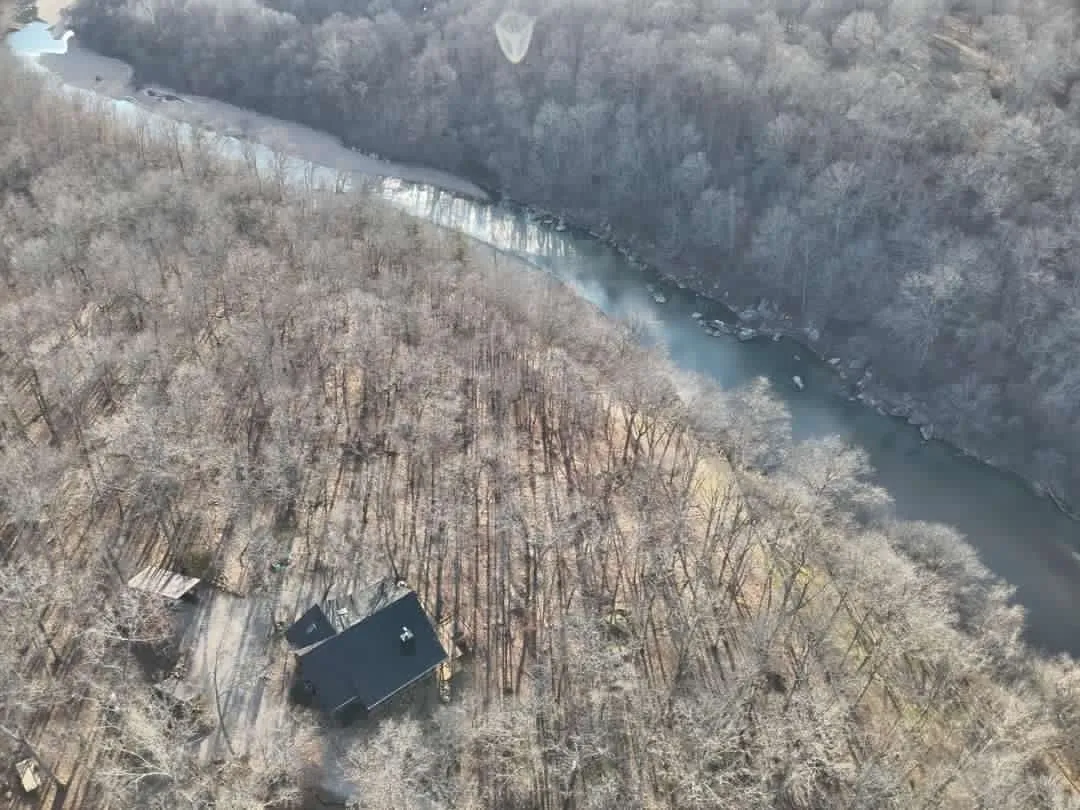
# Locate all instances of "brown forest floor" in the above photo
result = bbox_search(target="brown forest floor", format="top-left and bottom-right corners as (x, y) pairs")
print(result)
(3, 54), (1080, 810)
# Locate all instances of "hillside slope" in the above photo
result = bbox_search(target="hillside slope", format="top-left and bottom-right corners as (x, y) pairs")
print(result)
(3, 45), (1080, 810)
(60, 0), (1080, 508)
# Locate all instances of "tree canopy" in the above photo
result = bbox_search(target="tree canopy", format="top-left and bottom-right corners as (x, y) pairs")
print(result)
(60, 0), (1080, 505)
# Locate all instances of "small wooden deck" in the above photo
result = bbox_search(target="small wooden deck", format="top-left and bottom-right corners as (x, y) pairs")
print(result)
(15, 758), (42, 794)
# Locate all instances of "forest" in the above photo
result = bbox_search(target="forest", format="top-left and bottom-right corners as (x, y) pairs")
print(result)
(8, 16), (1080, 807)
(57, 0), (1080, 507)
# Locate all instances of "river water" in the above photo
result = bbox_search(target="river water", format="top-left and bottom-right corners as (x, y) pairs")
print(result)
(7, 23), (1080, 656)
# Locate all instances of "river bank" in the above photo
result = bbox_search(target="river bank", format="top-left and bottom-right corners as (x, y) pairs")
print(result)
(30, 39), (490, 201)
(11, 26), (1080, 656)
(23, 30), (1080, 521)
(453, 170), (1080, 524)
(497, 197), (1080, 525)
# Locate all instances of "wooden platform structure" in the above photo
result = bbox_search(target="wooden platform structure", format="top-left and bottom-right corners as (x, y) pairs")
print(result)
(127, 566), (202, 601)
(15, 758), (42, 794)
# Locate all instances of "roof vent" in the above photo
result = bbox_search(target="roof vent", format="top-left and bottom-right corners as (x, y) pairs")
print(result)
(400, 626), (414, 644)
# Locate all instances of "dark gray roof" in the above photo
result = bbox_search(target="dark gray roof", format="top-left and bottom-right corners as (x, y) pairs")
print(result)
(296, 591), (447, 714)
(285, 605), (338, 650)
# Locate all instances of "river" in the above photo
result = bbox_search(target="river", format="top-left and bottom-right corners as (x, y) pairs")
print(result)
(7, 22), (1080, 656)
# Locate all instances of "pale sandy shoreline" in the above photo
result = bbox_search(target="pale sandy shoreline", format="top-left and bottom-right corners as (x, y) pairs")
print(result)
(34, 0), (67, 24)
(33, 38), (489, 200)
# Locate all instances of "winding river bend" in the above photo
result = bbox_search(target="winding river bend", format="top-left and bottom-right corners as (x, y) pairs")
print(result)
(8, 23), (1080, 656)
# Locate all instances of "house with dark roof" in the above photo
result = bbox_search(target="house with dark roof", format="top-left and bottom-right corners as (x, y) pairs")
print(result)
(286, 580), (448, 720)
